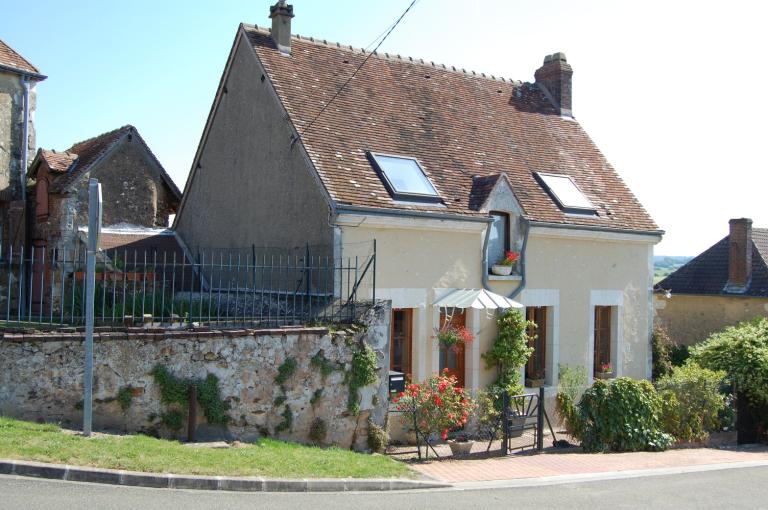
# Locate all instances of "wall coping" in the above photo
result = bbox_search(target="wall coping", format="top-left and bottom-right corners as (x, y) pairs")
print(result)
(0, 326), (331, 343)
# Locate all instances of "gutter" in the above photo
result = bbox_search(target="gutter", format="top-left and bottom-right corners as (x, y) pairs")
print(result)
(0, 64), (46, 81)
(334, 204), (491, 224)
(529, 220), (664, 238)
(19, 76), (31, 202)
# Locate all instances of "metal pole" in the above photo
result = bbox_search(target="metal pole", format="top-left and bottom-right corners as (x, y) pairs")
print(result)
(537, 386), (545, 452)
(83, 179), (102, 437)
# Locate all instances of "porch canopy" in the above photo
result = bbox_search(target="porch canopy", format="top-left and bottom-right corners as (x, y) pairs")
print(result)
(433, 289), (523, 310)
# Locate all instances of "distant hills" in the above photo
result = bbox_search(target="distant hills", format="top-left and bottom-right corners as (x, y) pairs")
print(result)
(654, 255), (693, 283)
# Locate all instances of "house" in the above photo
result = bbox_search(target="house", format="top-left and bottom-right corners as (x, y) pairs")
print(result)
(0, 38), (45, 250)
(175, 2), (662, 391)
(27, 125), (182, 256)
(655, 218), (768, 346)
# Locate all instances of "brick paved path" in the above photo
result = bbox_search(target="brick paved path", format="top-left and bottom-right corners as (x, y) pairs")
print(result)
(409, 446), (768, 482)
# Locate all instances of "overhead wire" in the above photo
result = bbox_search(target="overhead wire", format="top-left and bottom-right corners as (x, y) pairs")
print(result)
(291, 0), (421, 147)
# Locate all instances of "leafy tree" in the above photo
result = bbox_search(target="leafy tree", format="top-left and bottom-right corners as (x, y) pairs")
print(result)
(652, 325), (674, 380)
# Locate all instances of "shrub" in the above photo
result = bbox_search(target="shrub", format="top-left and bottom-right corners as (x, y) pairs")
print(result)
(656, 364), (726, 442)
(308, 418), (327, 445)
(347, 343), (378, 415)
(652, 325), (674, 380)
(393, 371), (475, 442)
(564, 378), (673, 452)
(366, 418), (389, 453)
(670, 344), (690, 367)
(691, 317), (768, 407)
(555, 365), (588, 435)
(483, 309), (534, 399)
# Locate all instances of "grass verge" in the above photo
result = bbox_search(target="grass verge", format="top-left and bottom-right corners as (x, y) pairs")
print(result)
(0, 417), (411, 479)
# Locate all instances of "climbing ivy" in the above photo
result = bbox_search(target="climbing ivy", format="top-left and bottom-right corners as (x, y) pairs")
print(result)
(275, 405), (293, 433)
(274, 358), (298, 387)
(310, 389), (323, 406)
(150, 365), (230, 429)
(347, 343), (378, 415)
(117, 387), (134, 412)
(311, 350), (338, 378)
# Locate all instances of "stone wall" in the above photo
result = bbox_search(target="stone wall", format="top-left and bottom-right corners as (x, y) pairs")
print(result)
(0, 302), (391, 450)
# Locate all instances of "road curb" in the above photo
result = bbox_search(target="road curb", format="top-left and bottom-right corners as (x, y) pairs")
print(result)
(0, 459), (450, 492)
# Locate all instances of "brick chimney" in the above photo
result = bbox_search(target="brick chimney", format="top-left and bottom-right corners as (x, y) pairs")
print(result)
(534, 52), (573, 117)
(269, 1), (294, 55)
(725, 218), (753, 293)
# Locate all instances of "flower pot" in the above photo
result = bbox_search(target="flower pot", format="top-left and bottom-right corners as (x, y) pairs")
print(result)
(595, 372), (613, 380)
(508, 415), (527, 437)
(448, 439), (475, 457)
(525, 378), (546, 388)
(491, 264), (513, 276)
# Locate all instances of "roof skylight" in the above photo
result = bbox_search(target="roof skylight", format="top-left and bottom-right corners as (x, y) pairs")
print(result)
(367, 152), (441, 203)
(535, 172), (596, 213)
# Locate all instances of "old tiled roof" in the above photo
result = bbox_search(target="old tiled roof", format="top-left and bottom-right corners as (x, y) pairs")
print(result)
(244, 25), (659, 233)
(38, 149), (77, 173)
(657, 228), (768, 297)
(469, 174), (504, 211)
(36, 126), (181, 199)
(0, 38), (42, 76)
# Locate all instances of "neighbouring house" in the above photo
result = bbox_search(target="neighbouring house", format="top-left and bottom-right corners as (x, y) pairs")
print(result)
(655, 218), (768, 346)
(0, 38), (45, 251)
(175, 2), (663, 394)
(27, 125), (182, 255)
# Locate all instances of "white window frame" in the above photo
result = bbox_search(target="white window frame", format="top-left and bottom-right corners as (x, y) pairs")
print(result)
(588, 290), (624, 384)
(519, 289), (560, 388)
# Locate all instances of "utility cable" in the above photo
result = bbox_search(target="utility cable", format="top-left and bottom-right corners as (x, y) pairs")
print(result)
(291, 0), (420, 147)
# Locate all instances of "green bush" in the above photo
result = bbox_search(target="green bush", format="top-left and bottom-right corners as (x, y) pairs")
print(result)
(652, 325), (674, 380)
(691, 317), (768, 407)
(670, 344), (690, 367)
(564, 378), (673, 452)
(656, 364), (726, 442)
(555, 365), (588, 435)
(483, 309), (534, 399)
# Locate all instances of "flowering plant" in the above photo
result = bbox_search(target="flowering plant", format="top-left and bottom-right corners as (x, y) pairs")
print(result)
(393, 370), (475, 441)
(497, 250), (519, 267)
(435, 324), (474, 352)
(598, 362), (613, 374)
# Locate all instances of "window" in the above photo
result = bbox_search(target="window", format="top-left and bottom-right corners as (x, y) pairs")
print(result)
(526, 307), (548, 382)
(535, 172), (596, 213)
(366, 152), (441, 203)
(488, 212), (510, 269)
(390, 309), (413, 378)
(594, 306), (613, 375)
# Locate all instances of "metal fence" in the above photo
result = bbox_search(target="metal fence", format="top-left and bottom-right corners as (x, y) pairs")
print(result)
(0, 241), (376, 328)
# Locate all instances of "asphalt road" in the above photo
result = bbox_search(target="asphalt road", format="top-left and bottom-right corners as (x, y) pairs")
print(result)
(2, 466), (767, 510)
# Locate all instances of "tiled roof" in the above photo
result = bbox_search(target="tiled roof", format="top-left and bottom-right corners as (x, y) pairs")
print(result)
(244, 25), (659, 233)
(0, 38), (41, 76)
(37, 126), (181, 199)
(469, 174), (504, 211)
(38, 149), (77, 173)
(657, 228), (768, 297)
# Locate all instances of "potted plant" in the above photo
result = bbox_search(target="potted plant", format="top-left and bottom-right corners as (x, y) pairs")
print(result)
(447, 433), (475, 457)
(436, 324), (474, 353)
(525, 369), (546, 388)
(595, 362), (613, 380)
(491, 250), (519, 276)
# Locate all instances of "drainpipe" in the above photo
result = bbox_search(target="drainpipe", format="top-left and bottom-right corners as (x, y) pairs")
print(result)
(482, 216), (531, 300)
(20, 76), (31, 202)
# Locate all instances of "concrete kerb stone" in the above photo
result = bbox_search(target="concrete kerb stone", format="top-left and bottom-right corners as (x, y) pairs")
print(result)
(0, 459), (450, 492)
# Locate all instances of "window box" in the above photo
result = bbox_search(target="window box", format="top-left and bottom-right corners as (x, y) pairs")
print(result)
(525, 378), (546, 388)
(594, 372), (613, 380)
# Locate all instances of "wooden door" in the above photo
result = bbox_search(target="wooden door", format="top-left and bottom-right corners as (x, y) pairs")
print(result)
(439, 310), (466, 387)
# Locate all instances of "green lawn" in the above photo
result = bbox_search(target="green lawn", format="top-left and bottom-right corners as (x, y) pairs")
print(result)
(0, 417), (411, 479)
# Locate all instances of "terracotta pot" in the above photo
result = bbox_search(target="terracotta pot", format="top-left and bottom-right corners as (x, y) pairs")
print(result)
(491, 264), (513, 276)
(448, 439), (475, 457)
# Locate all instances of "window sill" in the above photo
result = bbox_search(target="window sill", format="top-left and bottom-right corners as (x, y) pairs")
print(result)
(488, 274), (522, 281)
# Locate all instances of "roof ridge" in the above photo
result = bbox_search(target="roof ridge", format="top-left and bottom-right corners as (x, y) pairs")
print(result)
(242, 23), (525, 86)
(67, 125), (133, 152)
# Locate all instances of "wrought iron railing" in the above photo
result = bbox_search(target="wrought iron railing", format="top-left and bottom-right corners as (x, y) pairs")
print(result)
(0, 241), (375, 328)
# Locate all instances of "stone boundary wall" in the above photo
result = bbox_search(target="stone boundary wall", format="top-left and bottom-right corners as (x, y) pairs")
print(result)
(0, 302), (391, 450)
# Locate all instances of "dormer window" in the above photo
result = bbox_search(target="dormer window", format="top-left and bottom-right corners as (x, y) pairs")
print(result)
(535, 172), (596, 214)
(366, 151), (441, 203)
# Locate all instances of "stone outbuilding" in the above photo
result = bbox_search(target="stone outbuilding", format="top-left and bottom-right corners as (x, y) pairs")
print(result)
(27, 125), (181, 255)
(0, 38), (45, 251)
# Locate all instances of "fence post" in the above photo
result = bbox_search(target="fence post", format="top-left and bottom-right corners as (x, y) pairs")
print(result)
(501, 390), (509, 456)
(537, 386), (545, 452)
(83, 179), (102, 437)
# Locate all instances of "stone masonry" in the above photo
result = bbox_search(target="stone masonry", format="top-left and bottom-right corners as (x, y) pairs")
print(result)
(0, 302), (392, 450)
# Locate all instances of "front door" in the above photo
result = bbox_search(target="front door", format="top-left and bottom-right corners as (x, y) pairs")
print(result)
(439, 310), (466, 387)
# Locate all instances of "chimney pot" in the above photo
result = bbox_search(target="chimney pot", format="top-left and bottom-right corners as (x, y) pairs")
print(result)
(269, 1), (294, 55)
(534, 52), (573, 117)
(725, 218), (753, 293)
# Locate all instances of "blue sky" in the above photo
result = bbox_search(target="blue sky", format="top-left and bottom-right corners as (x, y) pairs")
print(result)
(2, 0), (766, 255)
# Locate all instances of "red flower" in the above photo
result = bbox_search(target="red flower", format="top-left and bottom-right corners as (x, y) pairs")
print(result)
(505, 250), (519, 263)
(442, 368), (450, 374)
(453, 387), (463, 395)
(434, 395), (442, 406)
(441, 429), (448, 440)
